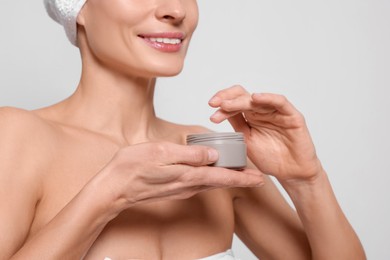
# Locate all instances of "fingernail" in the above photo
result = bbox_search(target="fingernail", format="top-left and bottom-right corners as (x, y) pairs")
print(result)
(208, 149), (219, 162)
(210, 116), (222, 125)
(209, 96), (221, 105)
(252, 93), (263, 99)
(210, 113), (217, 121)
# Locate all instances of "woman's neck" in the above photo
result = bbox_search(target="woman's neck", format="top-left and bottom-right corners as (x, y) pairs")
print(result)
(53, 60), (160, 145)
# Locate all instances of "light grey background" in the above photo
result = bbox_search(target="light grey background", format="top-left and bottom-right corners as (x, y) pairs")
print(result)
(0, 0), (389, 259)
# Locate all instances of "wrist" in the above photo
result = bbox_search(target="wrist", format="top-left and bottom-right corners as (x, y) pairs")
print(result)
(277, 158), (325, 187)
(84, 169), (130, 222)
(279, 168), (341, 229)
(279, 167), (328, 197)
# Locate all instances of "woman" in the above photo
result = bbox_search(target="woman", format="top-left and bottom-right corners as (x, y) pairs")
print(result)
(0, 0), (365, 259)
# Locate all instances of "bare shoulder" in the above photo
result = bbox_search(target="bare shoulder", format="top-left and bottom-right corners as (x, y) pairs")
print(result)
(0, 106), (58, 174)
(0, 106), (50, 128)
(0, 106), (56, 143)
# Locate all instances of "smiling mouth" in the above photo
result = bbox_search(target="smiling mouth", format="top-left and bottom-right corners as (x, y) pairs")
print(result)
(138, 33), (185, 53)
(139, 36), (183, 45)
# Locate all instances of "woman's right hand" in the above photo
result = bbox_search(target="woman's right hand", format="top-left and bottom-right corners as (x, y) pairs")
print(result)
(95, 142), (264, 210)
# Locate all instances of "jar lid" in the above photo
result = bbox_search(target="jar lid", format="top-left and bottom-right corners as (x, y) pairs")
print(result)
(186, 132), (244, 144)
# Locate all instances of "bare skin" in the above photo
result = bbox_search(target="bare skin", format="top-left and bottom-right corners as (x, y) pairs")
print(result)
(0, 0), (365, 259)
(0, 107), (260, 259)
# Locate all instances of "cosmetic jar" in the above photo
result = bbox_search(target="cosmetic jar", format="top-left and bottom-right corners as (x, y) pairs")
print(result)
(186, 132), (247, 169)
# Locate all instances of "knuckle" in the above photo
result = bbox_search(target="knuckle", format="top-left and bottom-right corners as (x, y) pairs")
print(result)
(286, 113), (306, 127)
(279, 94), (288, 104)
(233, 85), (249, 94)
(233, 84), (245, 91)
(191, 147), (208, 163)
(296, 113), (306, 125)
(221, 101), (234, 111)
(152, 142), (170, 157)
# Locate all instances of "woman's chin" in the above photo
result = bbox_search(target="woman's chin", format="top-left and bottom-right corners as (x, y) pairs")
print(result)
(119, 63), (184, 79)
(151, 65), (184, 78)
(157, 70), (183, 78)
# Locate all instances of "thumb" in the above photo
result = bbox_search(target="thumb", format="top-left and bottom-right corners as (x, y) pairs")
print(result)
(170, 144), (220, 166)
(228, 113), (251, 136)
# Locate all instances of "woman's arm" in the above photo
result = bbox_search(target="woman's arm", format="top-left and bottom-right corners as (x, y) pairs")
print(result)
(232, 173), (312, 260)
(0, 108), (46, 259)
(209, 86), (366, 259)
(9, 181), (118, 260)
(0, 108), (115, 259)
(232, 167), (364, 260)
(281, 168), (363, 260)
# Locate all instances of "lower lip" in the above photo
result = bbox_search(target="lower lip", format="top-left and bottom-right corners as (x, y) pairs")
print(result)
(141, 37), (183, 53)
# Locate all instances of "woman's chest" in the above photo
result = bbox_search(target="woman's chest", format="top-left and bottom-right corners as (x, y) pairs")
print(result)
(35, 182), (235, 259)
(85, 193), (235, 259)
(30, 130), (236, 258)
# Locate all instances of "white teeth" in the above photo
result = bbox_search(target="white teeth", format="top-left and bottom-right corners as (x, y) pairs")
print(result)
(148, 37), (181, 45)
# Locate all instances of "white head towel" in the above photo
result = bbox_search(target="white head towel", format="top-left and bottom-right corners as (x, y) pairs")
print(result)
(44, 0), (88, 46)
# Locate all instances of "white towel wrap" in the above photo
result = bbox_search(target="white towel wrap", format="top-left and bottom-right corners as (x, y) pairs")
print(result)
(43, 0), (87, 46)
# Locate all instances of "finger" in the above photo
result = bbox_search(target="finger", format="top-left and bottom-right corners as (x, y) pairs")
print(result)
(247, 110), (305, 129)
(191, 167), (265, 188)
(209, 85), (249, 107)
(174, 145), (219, 166)
(227, 113), (251, 136)
(210, 109), (242, 124)
(218, 94), (253, 112)
(152, 142), (219, 166)
(252, 93), (298, 116)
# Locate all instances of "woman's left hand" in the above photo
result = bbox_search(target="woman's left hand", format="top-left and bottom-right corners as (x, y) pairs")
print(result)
(209, 85), (323, 183)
